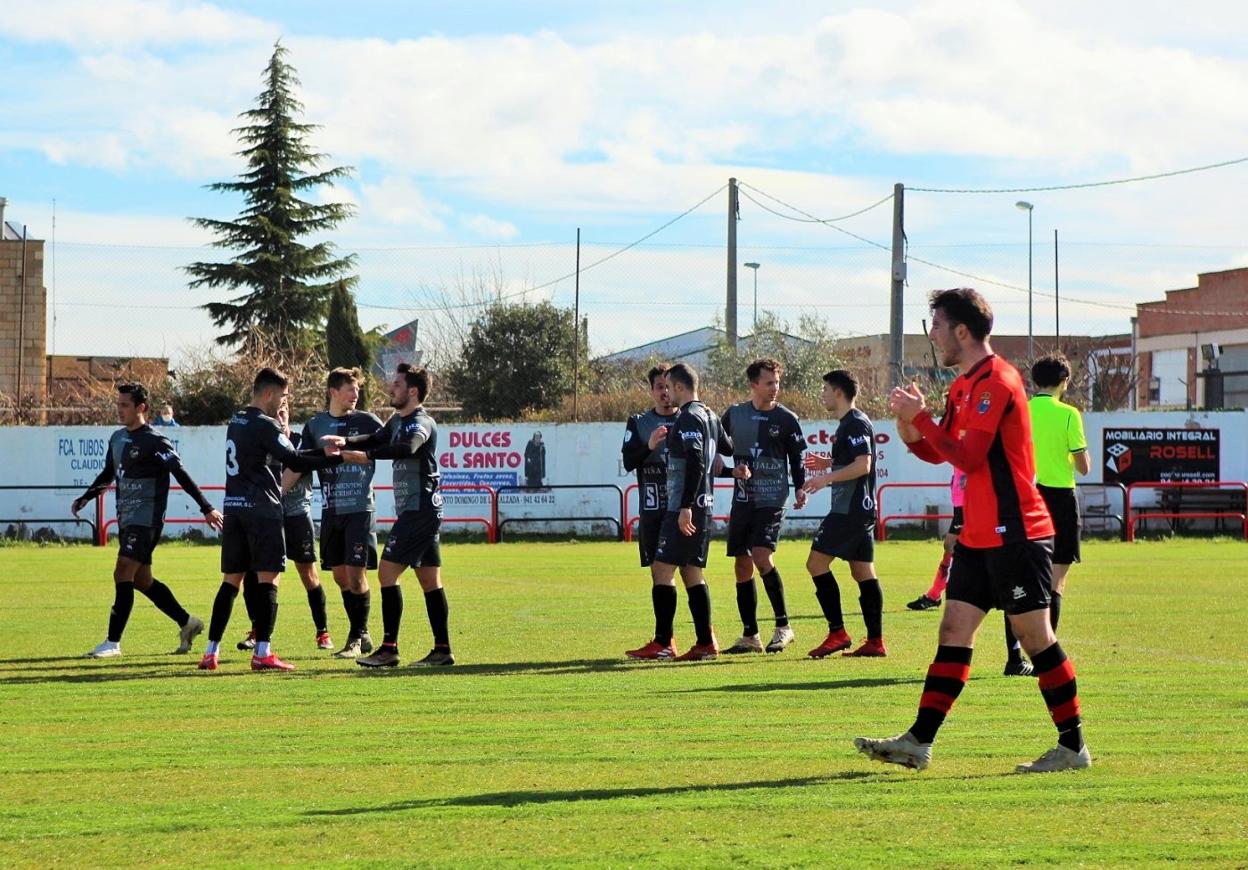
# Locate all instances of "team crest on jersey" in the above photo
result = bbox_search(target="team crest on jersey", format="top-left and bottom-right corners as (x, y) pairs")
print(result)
(768, 425), (781, 438)
(128, 446), (141, 459)
(976, 391), (992, 414)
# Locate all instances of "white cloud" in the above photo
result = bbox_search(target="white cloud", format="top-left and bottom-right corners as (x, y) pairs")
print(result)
(461, 214), (519, 240)
(0, 0), (277, 48)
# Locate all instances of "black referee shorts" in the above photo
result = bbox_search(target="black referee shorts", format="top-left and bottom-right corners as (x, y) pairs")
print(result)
(1037, 485), (1081, 565)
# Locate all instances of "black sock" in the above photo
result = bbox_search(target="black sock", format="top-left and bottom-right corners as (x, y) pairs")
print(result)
(424, 587), (450, 649)
(107, 582), (135, 642)
(141, 578), (189, 627)
(857, 578), (884, 640)
(307, 585), (328, 634)
(736, 578), (759, 637)
(761, 568), (789, 628)
(652, 585), (678, 645)
(253, 582), (279, 643)
(909, 645), (974, 744)
(208, 582), (239, 643)
(686, 583), (713, 647)
(1050, 592), (1063, 632)
(382, 585), (404, 647)
(356, 590), (372, 637)
(340, 588), (358, 640)
(242, 571), (261, 627)
(1031, 642), (1084, 751)
(1004, 615), (1023, 664)
(812, 571), (844, 632)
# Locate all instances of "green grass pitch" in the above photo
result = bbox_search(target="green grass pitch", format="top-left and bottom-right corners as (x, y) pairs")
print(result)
(1, 538), (1246, 868)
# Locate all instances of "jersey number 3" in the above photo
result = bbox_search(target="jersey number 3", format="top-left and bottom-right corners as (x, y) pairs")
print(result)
(225, 439), (240, 476)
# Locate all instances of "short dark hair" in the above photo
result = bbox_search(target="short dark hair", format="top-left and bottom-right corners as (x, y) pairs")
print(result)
(746, 358), (783, 383)
(326, 367), (360, 391)
(667, 362), (698, 392)
(930, 288), (994, 341)
(397, 363), (430, 402)
(117, 382), (149, 411)
(822, 369), (858, 401)
(1032, 354), (1071, 389)
(253, 367), (289, 394)
(646, 364), (671, 388)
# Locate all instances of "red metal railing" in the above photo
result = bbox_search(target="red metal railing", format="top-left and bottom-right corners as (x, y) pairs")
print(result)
(875, 482), (951, 541)
(1125, 480), (1248, 542)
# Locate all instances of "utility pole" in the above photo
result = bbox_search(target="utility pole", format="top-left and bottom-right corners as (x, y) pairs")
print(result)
(727, 178), (739, 348)
(889, 183), (905, 388)
(573, 227), (580, 421)
(1054, 228), (1060, 345)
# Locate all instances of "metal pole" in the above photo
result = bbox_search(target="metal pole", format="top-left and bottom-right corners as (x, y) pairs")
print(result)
(727, 178), (738, 348)
(17, 225), (28, 416)
(573, 227), (580, 422)
(1054, 228), (1060, 345)
(753, 268), (757, 330)
(889, 183), (906, 388)
(1027, 208), (1033, 361)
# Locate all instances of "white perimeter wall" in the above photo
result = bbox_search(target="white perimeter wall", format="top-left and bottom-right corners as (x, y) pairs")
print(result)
(2, 410), (1244, 539)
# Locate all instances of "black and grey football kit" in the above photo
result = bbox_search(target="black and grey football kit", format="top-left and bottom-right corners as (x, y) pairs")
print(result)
(301, 411), (383, 570)
(621, 408), (679, 566)
(78, 425), (216, 564)
(811, 408), (877, 561)
(653, 400), (733, 568)
(280, 431), (318, 565)
(221, 407), (343, 574)
(721, 402), (805, 554)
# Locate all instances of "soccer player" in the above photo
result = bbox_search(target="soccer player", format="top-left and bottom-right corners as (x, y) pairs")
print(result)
(719, 358), (807, 654)
(235, 404), (334, 651)
(621, 364), (679, 573)
(626, 362), (732, 661)
(327, 364), (452, 668)
(1029, 354), (1090, 631)
(301, 367), (384, 659)
(855, 288), (1090, 773)
(801, 369), (886, 658)
(906, 472), (965, 611)
(73, 383), (224, 658)
(198, 367), (362, 672)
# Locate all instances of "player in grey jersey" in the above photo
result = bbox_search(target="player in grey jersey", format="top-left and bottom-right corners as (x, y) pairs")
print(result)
(324, 364), (454, 668)
(72, 383), (223, 658)
(719, 358), (808, 655)
(300, 367), (383, 659)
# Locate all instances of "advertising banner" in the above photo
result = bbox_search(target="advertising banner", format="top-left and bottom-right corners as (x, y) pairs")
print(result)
(1102, 427), (1220, 484)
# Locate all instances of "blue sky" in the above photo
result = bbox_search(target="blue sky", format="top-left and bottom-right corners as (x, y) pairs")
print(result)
(3, 0), (1247, 363)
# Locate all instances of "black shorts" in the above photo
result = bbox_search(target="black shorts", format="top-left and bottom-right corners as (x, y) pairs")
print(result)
(221, 514), (287, 575)
(637, 512), (664, 567)
(284, 513), (317, 565)
(320, 512), (379, 570)
(726, 505), (785, 556)
(811, 515), (875, 562)
(1038, 485), (1081, 565)
(946, 538), (1054, 615)
(948, 506), (965, 536)
(118, 524), (162, 565)
(653, 509), (711, 568)
(381, 510), (442, 568)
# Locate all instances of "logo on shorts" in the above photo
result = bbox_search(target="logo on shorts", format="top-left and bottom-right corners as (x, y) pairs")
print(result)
(1012, 586), (1026, 600)
(352, 543), (365, 556)
(695, 493), (712, 508)
(977, 392), (992, 414)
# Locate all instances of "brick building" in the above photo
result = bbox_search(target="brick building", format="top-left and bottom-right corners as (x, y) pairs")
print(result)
(1135, 267), (1248, 410)
(0, 209), (47, 417)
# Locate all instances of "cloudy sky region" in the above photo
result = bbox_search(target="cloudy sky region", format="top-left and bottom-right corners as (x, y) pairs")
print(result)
(2, 0), (1247, 362)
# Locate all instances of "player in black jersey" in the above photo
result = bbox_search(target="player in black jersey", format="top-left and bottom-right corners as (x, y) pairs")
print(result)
(626, 363), (732, 662)
(621, 364), (679, 568)
(801, 369), (888, 658)
(719, 359), (807, 655)
(326, 364), (452, 668)
(73, 383), (223, 658)
(198, 368), (365, 672)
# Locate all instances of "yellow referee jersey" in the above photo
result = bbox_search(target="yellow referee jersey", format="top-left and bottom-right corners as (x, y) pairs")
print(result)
(1028, 393), (1087, 489)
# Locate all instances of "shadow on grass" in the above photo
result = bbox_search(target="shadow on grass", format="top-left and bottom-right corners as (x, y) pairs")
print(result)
(361, 657), (650, 678)
(666, 676), (924, 694)
(306, 772), (879, 816)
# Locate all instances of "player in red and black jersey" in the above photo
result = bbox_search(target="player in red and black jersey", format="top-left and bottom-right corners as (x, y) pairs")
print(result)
(855, 288), (1090, 774)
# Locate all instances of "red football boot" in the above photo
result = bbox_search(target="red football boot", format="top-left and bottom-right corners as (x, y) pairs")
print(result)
(626, 638), (679, 660)
(673, 639), (719, 661)
(843, 638), (888, 657)
(251, 653), (296, 671)
(808, 628), (853, 658)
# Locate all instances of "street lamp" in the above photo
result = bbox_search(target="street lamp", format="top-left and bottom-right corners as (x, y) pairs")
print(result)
(744, 262), (760, 331)
(1016, 201), (1034, 360)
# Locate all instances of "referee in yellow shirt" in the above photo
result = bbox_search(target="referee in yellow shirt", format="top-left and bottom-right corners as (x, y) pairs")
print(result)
(1029, 355), (1091, 631)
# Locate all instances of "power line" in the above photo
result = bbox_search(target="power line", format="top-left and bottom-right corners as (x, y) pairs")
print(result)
(737, 182), (894, 223)
(737, 186), (893, 252)
(909, 156), (1248, 194)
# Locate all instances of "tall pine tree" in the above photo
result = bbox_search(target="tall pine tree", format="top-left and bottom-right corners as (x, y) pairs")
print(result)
(326, 281), (372, 372)
(187, 41), (356, 355)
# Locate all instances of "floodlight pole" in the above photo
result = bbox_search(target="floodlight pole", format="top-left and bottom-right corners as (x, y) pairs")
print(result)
(889, 183), (905, 388)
